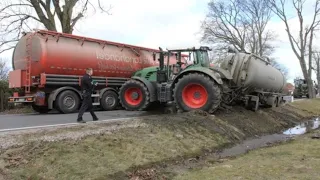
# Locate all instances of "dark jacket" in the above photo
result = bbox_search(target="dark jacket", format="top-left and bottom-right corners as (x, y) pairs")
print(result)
(81, 74), (94, 96)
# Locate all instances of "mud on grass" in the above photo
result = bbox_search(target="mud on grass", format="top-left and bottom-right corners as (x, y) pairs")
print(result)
(213, 104), (312, 137)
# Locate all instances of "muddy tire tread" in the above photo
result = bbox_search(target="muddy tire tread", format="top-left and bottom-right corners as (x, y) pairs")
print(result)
(119, 79), (150, 111)
(173, 73), (221, 113)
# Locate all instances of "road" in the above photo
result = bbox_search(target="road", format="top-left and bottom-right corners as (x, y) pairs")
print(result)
(0, 96), (308, 132)
(0, 110), (160, 131)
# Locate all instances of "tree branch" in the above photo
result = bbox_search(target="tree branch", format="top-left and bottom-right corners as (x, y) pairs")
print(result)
(98, 0), (112, 15)
(0, 3), (33, 12)
(0, 0), (113, 54)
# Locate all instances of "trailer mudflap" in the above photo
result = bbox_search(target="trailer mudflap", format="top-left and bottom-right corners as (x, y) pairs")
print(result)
(245, 95), (259, 112)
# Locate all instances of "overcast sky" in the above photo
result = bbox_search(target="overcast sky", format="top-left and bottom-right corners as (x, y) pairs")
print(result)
(1, 0), (319, 83)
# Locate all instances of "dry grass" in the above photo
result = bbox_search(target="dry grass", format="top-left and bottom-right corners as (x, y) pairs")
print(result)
(0, 106), (34, 115)
(0, 114), (231, 180)
(174, 129), (320, 180)
(287, 98), (320, 117)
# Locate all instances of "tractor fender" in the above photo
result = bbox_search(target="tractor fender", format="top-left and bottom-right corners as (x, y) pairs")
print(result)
(48, 86), (81, 109)
(173, 67), (223, 86)
(209, 67), (233, 79)
(99, 87), (118, 98)
(131, 76), (157, 102)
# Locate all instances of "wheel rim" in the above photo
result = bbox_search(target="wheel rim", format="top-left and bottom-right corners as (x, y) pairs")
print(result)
(124, 87), (143, 106)
(105, 95), (116, 107)
(63, 95), (76, 109)
(182, 83), (208, 109)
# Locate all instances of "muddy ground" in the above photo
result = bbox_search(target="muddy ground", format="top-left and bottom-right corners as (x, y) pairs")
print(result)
(0, 99), (319, 180)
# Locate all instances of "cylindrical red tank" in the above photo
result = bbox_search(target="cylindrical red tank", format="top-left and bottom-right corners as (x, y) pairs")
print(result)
(12, 30), (184, 78)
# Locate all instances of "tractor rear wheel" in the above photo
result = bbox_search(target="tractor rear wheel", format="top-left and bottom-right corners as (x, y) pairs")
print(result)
(119, 79), (150, 111)
(173, 73), (221, 113)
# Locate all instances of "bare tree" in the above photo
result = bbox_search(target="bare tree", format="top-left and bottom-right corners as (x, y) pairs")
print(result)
(201, 0), (248, 52)
(242, 0), (276, 56)
(269, 58), (290, 80)
(0, 58), (9, 80)
(201, 0), (276, 57)
(208, 44), (230, 64)
(0, 0), (112, 53)
(266, 0), (320, 98)
(312, 49), (320, 94)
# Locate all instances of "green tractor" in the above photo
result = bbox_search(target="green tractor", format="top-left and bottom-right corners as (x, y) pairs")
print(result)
(118, 46), (222, 113)
(293, 78), (310, 98)
(293, 78), (318, 98)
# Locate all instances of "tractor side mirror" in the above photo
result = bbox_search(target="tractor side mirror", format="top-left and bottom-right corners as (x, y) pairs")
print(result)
(153, 53), (156, 61)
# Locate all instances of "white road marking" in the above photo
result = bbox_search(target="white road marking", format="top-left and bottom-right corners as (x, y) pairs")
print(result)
(0, 117), (134, 133)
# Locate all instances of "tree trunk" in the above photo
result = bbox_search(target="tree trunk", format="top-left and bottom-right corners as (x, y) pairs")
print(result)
(0, 89), (3, 112)
(307, 78), (315, 98)
(299, 56), (315, 98)
(317, 78), (320, 95)
(317, 60), (320, 95)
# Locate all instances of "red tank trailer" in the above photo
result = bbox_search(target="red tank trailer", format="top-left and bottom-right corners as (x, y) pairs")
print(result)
(8, 29), (185, 114)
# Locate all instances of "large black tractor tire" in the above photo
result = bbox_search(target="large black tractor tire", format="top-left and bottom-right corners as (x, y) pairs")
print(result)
(32, 104), (50, 114)
(55, 90), (80, 114)
(100, 90), (119, 111)
(173, 73), (221, 113)
(119, 79), (150, 111)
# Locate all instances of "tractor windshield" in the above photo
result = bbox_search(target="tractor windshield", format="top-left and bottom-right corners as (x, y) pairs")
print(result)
(295, 79), (306, 86)
(196, 50), (210, 67)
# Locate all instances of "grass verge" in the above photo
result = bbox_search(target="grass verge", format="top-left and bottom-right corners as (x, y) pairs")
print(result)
(174, 129), (320, 180)
(0, 99), (319, 180)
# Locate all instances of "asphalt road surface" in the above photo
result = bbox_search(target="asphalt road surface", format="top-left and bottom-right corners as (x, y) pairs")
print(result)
(0, 110), (160, 131)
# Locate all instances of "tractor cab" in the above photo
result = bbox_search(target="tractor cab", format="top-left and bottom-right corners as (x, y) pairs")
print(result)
(155, 46), (212, 83)
(167, 46), (211, 68)
(294, 78), (307, 86)
(293, 78), (309, 98)
(185, 46), (211, 68)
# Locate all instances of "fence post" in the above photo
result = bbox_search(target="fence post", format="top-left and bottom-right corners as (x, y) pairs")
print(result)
(0, 89), (3, 112)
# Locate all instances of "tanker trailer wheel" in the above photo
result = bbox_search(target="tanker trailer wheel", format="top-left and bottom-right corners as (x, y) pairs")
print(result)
(173, 73), (221, 113)
(100, 90), (119, 111)
(31, 104), (50, 114)
(55, 90), (80, 114)
(119, 79), (150, 111)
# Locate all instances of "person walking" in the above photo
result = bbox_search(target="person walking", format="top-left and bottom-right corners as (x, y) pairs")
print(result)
(77, 68), (99, 123)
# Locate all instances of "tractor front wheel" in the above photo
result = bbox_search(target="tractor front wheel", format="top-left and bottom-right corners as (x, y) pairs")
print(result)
(173, 73), (221, 113)
(119, 79), (150, 111)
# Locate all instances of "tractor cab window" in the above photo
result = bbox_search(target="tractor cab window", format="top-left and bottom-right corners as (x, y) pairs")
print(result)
(187, 52), (196, 64)
(196, 50), (210, 67)
(294, 79), (307, 86)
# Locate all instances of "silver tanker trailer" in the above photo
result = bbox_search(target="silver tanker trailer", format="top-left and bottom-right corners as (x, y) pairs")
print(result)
(218, 47), (287, 111)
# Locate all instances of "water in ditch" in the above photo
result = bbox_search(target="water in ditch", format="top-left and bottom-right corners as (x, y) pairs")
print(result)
(217, 117), (320, 158)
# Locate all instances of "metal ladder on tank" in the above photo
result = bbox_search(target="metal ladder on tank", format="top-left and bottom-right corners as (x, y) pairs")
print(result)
(25, 34), (34, 94)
